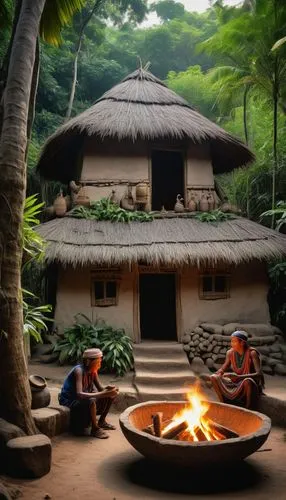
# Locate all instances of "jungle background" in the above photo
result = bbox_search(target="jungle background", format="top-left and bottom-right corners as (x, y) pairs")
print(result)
(1, 0), (285, 330)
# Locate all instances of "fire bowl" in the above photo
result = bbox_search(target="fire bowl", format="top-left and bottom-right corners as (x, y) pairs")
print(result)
(119, 401), (271, 467)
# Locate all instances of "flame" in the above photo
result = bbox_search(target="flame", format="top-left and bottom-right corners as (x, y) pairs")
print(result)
(162, 382), (221, 442)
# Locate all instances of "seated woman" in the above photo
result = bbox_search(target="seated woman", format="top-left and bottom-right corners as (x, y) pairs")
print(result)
(210, 331), (264, 409)
(59, 348), (119, 438)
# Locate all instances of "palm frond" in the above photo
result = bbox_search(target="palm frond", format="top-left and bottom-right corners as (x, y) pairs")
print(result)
(40, 0), (86, 46)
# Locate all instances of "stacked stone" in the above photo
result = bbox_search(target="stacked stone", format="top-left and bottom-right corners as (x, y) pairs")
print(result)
(182, 323), (286, 376)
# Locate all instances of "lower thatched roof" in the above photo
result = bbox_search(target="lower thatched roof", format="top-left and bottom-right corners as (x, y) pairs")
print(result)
(36, 215), (286, 267)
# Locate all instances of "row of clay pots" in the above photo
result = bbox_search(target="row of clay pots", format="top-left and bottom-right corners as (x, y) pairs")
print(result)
(53, 182), (150, 217)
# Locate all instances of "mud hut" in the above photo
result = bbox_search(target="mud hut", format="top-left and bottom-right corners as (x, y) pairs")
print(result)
(36, 68), (286, 341)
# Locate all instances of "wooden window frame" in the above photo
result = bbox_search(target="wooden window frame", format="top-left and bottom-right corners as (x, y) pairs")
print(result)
(199, 269), (230, 300)
(91, 271), (120, 307)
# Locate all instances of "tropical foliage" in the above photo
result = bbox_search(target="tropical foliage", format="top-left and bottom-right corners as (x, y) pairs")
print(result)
(23, 290), (52, 343)
(22, 194), (46, 265)
(71, 198), (153, 222)
(195, 210), (236, 223)
(54, 314), (133, 376)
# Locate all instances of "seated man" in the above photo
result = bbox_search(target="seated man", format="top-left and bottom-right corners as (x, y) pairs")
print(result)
(210, 331), (264, 409)
(59, 348), (119, 438)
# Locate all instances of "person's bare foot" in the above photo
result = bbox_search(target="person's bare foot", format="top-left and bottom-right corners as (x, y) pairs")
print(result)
(90, 427), (109, 439)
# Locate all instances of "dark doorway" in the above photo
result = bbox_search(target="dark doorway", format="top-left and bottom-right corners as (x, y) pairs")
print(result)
(139, 274), (177, 341)
(151, 150), (184, 211)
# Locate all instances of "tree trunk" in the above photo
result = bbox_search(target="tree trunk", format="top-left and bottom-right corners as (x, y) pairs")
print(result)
(271, 89), (278, 229)
(0, 0), (46, 434)
(26, 36), (40, 158)
(0, 0), (23, 135)
(65, 0), (103, 121)
(65, 35), (82, 121)
(271, 44), (279, 229)
(243, 85), (250, 145)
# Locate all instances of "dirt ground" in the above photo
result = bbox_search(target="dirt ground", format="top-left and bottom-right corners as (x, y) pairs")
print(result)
(2, 416), (286, 500)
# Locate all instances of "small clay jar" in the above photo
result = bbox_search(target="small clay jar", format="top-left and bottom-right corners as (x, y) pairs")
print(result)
(199, 193), (209, 212)
(31, 386), (51, 409)
(110, 189), (120, 206)
(220, 199), (232, 212)
(207, 191), (215, 211)
(29, 375), (51, 409)
(121, 186), (135, 211)
(174, 194), (184, 213)
(53, 192), (67, 217)
(135, 182), (149, 204)
(75, 187), (90, 207)
(188, 196), (197, 212)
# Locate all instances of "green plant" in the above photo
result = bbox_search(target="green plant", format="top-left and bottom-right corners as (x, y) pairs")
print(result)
(54, 314), (101, 364)
(99, 327), (133, 377)
(23, 194), (45, 266)
(70, 198), (153, 222)
(268, 260), (286, 335)
(195, 210), (236, 223)
(261, 201), (286, 231)
(54, 314), (133, 376)
(23, 289), (53, 343)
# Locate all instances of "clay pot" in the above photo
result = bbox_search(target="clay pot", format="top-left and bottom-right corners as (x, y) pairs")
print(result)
(64, 194), (72, 210)
(110, 189), (120, 205)
(75, 188), (90, 207)
(31, 386), (51, 409)
(199, 193), (209, 212)
(135, 182), (149, 204)
(121, 186), (135, 211)
(207, 191), (215, 211)
(188, 197), (197, 212)
(44, 205), (55, 218)
(29, 375), (47, 390)
(174, 194), (184, 213)
(53, 193), (67, 217)
(220, 200), (232, 213)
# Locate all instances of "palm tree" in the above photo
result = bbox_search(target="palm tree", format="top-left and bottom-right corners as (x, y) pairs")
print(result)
(201, 0), (286, 226)
(0, 0), (86, 434)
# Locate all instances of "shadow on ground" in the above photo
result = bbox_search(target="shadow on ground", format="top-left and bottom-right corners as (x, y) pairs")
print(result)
(98, 451), (266, 496)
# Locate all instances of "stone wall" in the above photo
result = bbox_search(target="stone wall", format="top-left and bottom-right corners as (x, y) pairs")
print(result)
(182, 323), (286, 376)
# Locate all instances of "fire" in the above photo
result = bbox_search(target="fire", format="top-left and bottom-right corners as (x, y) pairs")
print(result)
(162, 382), (222, 442)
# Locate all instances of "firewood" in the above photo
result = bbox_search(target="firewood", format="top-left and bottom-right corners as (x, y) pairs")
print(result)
(207, 418), (239, 439)
(142, 418), (172, 435)
(152, 413), (163, 437)
(193, 426), (208, 442)
(162, 420), (188, 440)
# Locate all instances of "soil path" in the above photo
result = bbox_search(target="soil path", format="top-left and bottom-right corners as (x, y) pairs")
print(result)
(2, 416), (286, 500)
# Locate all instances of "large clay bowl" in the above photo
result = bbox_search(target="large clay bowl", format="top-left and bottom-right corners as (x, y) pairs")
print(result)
(119, 401), (271, 467)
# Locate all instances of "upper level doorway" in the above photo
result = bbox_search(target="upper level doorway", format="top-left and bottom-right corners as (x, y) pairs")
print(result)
(151, 149), (185, 211)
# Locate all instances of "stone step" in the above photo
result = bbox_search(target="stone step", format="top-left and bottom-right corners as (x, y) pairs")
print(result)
(133, 342), (184, 359)
(134, 357), (189, 372)
(136, 384), (190, 402)
(135, 370), (196, 386)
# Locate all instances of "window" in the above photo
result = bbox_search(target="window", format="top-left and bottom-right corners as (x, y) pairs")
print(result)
(199, 270), (230, 300)
(91, 279), (118, 306)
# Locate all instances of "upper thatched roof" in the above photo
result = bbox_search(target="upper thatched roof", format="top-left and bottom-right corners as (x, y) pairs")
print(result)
(36, 215), (286, 267)
(37, 68), (254, 182)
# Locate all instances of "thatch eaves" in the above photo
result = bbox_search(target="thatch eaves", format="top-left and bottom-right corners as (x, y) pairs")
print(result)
(37, 68), (254, 183)
(36, 216), (286, 267)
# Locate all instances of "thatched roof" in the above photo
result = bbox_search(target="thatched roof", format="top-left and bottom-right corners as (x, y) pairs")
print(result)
(37, 68), (254, 183)
(37, 215), (286, 267)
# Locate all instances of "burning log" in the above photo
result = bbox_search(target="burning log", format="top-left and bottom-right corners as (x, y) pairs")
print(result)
(152, 413), (163, 437)
(193, 426), (208, 442)
(162, 420), (188, 440)
(142, 417), (173, 435)
(207, 418), (239, 439)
